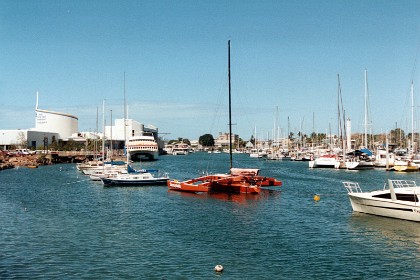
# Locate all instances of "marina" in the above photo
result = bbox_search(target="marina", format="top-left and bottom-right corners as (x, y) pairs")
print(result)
(3, 152), (420, 278)
(2, 1), (420, 279)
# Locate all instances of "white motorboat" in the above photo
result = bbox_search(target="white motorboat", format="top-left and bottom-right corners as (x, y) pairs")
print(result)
(343, 180), (420, 222)
(171, 143), (190, 155)
(309, 154), (339, 168)
(374, 149), (395, 168)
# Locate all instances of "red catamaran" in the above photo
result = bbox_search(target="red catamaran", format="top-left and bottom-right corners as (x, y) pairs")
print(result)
(167, 41), (282, 194)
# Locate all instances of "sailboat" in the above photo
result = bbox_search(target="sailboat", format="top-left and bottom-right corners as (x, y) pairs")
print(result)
(101, 74), (169, 186)
(393, 81), (419, 172)
(310, 75), (343, 169)
(345, 70), (374, 170)
(167, 40), (282, 194)
(101, 167), (169, 186)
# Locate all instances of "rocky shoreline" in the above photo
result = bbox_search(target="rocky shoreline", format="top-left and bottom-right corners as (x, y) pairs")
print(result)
(0, 154), (53, 171)
(0, 153), (127, 171)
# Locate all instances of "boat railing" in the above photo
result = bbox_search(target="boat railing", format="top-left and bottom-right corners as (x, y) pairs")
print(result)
(343, 182), (362, 193)
(389, 180), (417, 189)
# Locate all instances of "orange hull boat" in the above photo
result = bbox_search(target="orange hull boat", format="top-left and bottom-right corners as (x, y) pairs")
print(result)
(167, 176), (213, 193)
(167, 168), (282, 194)
(167, 42), (282, 196)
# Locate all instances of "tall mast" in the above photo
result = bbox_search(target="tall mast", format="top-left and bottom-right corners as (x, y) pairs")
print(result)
(364, 69), (368, 149)
(337, 74), (342, 150)
(123, 72), (127, 153)
(95, 106), (98, 159)
(110, 109), (113, 158)
(287, 116), (290, 150)
(228, 40), (233, 170)
(275, 106), (279, 149)
(411, 81), (414, 154)
(102, 99), (105, 161)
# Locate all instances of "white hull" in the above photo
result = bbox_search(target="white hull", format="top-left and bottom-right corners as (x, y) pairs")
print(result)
(172, 150), (188, 155)
(345, 161), (375, 170)
(309, 157), (339, 168)
(374, 152), (395, 168)
(348, 194), (420, 222)
(101, 171), (169, 186)
(344, 180), (420, 222)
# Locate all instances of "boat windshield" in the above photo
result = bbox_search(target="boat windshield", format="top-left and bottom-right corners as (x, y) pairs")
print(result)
(372, 192), (419, 202)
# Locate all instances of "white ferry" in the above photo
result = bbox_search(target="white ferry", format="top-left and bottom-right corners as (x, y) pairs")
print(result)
(126, 133), (159, 161)
(171, 143), (190, 155)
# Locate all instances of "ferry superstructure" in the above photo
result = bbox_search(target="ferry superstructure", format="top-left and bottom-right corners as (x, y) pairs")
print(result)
(126, 133), (159, 161)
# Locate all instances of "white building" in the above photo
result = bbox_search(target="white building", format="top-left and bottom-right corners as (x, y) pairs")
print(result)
(0, 93), (78, 150)
(104, 118), (163, 152)
(35, 108), (78, 140)
(104, 118), (158, 141)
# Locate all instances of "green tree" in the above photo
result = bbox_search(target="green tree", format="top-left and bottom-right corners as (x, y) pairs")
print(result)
(390, 128), (405, 146)
(199, 134), (215, 147)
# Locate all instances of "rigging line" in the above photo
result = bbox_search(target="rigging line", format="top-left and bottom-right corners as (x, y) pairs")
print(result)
(396, 29), (420, 136)
(204, 51), (230, 173)
(409, 28), (420, 83)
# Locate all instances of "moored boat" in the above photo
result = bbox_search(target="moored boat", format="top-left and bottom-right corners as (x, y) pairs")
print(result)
(343, 179), (420, 222)
(101, 168), (169, 186)
(393, 159), (419, 172)
(167, 41), (282, 195)
(127, 132), (159, 161)
(345, 160), (374, 170)
(167, 168), (281, 194)
(309, 154), (339, 168)
(345, 149), (375, 170)
(374, 149), (395, 168)
(101, 73), (169, 186)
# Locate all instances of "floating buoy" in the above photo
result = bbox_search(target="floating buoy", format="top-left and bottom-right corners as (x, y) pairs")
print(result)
(214, 265), (224, 272)
(313, 195), (321, 202)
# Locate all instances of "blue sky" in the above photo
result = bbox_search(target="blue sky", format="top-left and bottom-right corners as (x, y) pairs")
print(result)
(1, 0), (420, 141)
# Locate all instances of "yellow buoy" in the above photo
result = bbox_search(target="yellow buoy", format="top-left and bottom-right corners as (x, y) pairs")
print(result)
(313, 195), (321, 202)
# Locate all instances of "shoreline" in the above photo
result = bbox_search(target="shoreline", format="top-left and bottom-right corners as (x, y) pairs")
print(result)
(0, 154), (52, 170)
(0, 153), (128, 171)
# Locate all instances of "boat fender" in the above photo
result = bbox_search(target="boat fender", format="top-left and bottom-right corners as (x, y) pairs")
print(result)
(214, 265), (223, 272)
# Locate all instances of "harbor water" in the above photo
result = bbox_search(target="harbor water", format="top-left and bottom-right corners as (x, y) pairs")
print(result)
(2, 152), (420, 279)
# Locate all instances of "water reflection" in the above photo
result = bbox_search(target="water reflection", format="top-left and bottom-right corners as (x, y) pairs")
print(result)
(349, 213), (420, 255)
(167, 188), (281, 205)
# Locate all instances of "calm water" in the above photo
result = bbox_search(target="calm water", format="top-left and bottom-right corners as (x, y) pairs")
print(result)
(2, 153), (420, 279)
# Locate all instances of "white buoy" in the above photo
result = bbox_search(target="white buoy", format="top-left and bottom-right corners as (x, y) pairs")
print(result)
(214, 265), (223, 272)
